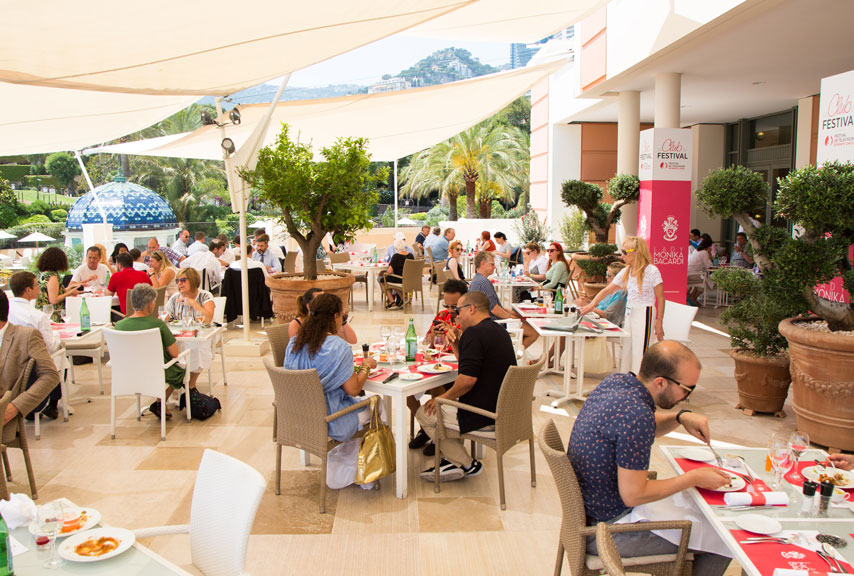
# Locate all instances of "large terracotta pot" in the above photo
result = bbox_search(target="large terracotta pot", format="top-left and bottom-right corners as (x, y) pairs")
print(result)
(266, 272), (355, 324)
(583, 281), (608, 301)
(779, 317), (854, 451)
(729, 349), (791, 416)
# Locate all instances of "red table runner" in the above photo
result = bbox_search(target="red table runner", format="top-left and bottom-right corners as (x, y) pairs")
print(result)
(731, 529), (853, 574)
(675, 458), (773, 506)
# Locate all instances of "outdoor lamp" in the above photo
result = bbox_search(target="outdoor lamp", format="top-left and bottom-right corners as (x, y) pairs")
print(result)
(200, 109), (216, 126)
(221, 137), (236, 156)
(229, 108), (241, 125)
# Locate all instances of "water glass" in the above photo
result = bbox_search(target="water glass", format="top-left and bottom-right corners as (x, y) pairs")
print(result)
(158, 306), (166, 320)
(433, 333), (446, 353)
(788, 430), (810, 481)
(38, 500), (64, 568)
(43, 305), (54, 318)
(768, 434), (793, 489)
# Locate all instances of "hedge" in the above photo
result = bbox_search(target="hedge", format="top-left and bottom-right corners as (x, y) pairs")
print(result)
(23, 175), (59, 188)
(0, 165), (31, 183)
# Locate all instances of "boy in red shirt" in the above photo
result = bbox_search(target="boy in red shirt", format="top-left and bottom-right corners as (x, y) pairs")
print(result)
(107, 252), (152, 315)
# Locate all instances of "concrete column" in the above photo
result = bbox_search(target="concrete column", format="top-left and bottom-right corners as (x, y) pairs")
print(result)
(654, 73), (681, 129)
(617, 91), (640, 240)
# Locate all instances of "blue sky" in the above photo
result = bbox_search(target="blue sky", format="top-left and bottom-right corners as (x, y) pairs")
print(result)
(276, 36), (511, 88)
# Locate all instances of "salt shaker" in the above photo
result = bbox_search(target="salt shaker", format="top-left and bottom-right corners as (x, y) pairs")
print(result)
(799, 480), (817, 516)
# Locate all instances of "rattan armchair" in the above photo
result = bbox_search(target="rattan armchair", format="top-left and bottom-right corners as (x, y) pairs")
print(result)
(435, 269), (448, 313)
(596, 520), (692, 576)
(538, 420), (693, 576)
(265, 323), (292, 442)
(384, 258), (425, 311)
(433, 357), (544, 510)
(263, 360), (372, 513)
(0, 359), (39, 500)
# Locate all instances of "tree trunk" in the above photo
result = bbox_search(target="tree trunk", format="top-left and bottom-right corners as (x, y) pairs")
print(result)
(299, 233), (325, 281)
(478, 198), (490, 218)
(734, 213), (772, 272)
(465, 178), (477, 218)
(120, 154), (130, 178)
(448, 192), (458, 221)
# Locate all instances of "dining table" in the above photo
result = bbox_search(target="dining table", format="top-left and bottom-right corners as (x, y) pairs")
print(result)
(356, 347), (457, 499)
(526, 315), (628, 407)
(492, 276), (539, 308)
(659, 445), (854, 575)
(331, 261), (388, 312)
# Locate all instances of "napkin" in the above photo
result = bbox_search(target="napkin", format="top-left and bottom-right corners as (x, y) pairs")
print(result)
(0, 493), (37, 529)
(773, 571), (852, 576)
(723, 491), (789, 506)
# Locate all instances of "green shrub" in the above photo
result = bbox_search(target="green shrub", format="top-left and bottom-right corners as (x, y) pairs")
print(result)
(20, 214), (51, 225)
(490, 200), (506, 218)
(576, 243), (619, 282)
(410, 212), (426, 221)
(514, 211), (549, 245)
(50, 209), (68, 222)
(23, 175), (58, 188)
(560, 209), (587, 251)
(0, 165), (31, 183)
(560, 173), (639, 243)
(425, 204), (449, 227)
(505, 205), (525, 219)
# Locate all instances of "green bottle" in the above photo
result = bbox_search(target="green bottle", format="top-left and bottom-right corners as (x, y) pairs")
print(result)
(0, 515), (13, 575)
(104, 269), (111, 288)
(80, 297), (91, 332)
(554, 286), (564, 315)
(405, 318), (417, 362)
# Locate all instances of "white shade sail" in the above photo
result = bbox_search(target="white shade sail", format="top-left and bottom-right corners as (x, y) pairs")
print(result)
(0, 0), (473, 96)
(406, 0), (605, 43)
(83, 60), (566, 162)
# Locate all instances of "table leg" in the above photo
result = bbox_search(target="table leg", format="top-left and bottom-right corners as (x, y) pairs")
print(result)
(367, 270), (375, 312)
(393, 391), (407, 498)
(300, 450), (310, 466)
(576, 337), (586, 399)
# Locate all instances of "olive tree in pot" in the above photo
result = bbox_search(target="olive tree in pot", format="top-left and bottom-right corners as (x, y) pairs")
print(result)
(574, 243), (619, 300)
(240, 123), (387, 323)
(697, 166), (802, 416)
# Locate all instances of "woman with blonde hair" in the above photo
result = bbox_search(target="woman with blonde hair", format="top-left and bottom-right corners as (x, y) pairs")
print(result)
(444, 240), (466, 282)
(147, 250), (178, 298)
(579, 236), (664, 372)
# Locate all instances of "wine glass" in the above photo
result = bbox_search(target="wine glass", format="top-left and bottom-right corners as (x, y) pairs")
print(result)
(768, 434), (793, 489)
(157, 306), (166, 321)
(38, 500), (64, 568)
(43, 304), (54, 319)
(380, 326), (391, 347)
(433, 333), (446, 355)
(60, 307), (70, 324)
(788, 430), (810, 482)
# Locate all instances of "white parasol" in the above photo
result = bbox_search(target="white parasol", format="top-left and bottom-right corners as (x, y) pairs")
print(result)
(0, 231), (17, 240)
(18, 231), (56, 251)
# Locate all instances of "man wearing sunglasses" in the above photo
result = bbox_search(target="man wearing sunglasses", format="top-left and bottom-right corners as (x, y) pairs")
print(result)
(568, 341), (732, 576)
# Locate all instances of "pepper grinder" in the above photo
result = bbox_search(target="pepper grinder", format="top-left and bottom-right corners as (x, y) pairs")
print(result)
(817, 481), (834, 517)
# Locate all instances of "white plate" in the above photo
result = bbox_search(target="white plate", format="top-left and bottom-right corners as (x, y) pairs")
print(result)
(420, 363), (454, 374)
(735, 514), (782, 536)
(439, 354), (457, 362)
(801, 465), (854, 488)
(59, 527), (135, 562)
(400, 372), (424, 381)
(30, 506), (101, 539)
(680, 447), (717, 463)
(707, 474), (747, 492)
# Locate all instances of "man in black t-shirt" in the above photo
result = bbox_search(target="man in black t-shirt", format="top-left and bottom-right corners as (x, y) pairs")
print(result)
(416, 291), (516, 481)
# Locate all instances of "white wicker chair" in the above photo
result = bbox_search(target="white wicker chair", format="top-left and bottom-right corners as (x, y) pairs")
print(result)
(134, 449), (266, 576)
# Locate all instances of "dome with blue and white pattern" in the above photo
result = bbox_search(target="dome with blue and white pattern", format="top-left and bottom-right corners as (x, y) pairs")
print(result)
(65, 173), (177, 231)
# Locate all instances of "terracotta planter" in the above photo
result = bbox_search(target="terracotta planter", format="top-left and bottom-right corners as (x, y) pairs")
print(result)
(265, 272), (355, 324)
(779, 317), (854, 451)
(729, 349), (791, 416)
(583, 281), (608, 301)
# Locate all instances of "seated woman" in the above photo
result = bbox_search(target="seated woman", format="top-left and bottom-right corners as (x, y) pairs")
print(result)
(541, 242), (570, 290)
(687, 234), (713, 303)
(164, 268), (215, 392)
(36, 246), (84, 322)
(574, 262), (628, 326)
(288, 287), (357, 344)
(524, 242), (548, 282)
(116, 284), (186, 419)
(492, 232), (513, 265)
(108, 242), (129, 273)
(444, 240), (466, 282)
(476, 231), (496, 252)
(380, 238), (414, 309)
(147, 250), (178, 299)
(284, 293), (379, 489)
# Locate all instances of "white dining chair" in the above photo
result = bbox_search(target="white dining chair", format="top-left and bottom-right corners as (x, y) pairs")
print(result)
(64, 296), (113, 395)
(134, 449), (266, 576)
(101, 327), (191, 441)
(661, 300), (698, 343)
(66, 295), (113, 325)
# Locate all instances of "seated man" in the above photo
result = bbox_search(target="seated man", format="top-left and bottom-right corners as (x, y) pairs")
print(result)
(0, 291), (61, 425)
(469, 251), (538, 348)
(181, 239), (228, 289)
(115, 285), (185, 419)
(129, 248), (149, 272)
(106, 252), (152, 315)
(408, 278), (468, 455)
(71, 245), (111, 287)
(252, 234), (282, 274)
(568, 341), (731, 576)
(7, 272), (63, 419)
(416, 291), (516, 481)
(143, 237), (184, 267)
(253, 228), (285, 262)
(229, 243), (269, 276)
(383, 232), (414, 261)
(574, 262), (628, 326)
(729, 232), (754, 268)
(186, 231), (208, 256)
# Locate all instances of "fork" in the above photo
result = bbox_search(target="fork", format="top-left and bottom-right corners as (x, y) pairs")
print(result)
(707, 443), (724, 468)
(821, 543), (844, 573)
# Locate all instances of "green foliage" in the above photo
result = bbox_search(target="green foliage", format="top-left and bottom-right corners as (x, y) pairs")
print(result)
(589, 243), (617, 258)
(45, 152), (81, 193)
(490, 200), (506, 218)
(559, 209), (587, 251)
(0, 165), (31, 183)
(0, 178), (18, 228)
(514, 211), (549, 245)
(776, 162), (854, 237)
(397, 48), (498, 87)
(23, 175), (58, 189)
(378, 188), (395, 204)
(425, 204), (449, 226)
(67, 243), (84, 272)
(214, 212), (256, 239)
(494, 96), (531, 135)
(505, 205), (525, 219)
(712, 267), (803, 356)
(409, 212), (427, 221)
(381, 205), (396, 227)
(20, 214), (51, 225)
(607, 173), (640, 203)
(241, 123), (386, 280)
(576, 243), (618, 283)
(49, 209), (68, 222)
(560, 180), (617, 243)
(696, 165), (767, 218)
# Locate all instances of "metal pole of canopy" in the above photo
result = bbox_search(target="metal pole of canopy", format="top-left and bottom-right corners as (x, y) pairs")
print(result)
(393, 159), (398, 229)
(74, 151), (107, 224)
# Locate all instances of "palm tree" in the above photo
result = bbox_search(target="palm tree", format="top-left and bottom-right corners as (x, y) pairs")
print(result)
(401, 120), (528, 219)
(400, 145), (462, 221)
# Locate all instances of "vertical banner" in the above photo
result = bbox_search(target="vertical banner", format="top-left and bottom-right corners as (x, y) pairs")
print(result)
(636, 127), (693, 303)
(815, 69), (854, 304)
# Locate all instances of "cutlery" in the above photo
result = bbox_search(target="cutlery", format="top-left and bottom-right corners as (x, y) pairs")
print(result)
(822, 543), (844, 573)
(735, 455), (757, 485)
(740, 536), (797, 545)
(708, 443), (724, 469)
(816, 548), (839, 573)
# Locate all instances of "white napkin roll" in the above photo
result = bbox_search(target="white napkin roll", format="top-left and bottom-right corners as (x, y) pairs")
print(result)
(723, 491), (789, 506)
(0, 493), (37, 529)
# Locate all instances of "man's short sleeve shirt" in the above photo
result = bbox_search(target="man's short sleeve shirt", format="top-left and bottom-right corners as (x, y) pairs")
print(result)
(567, 373), (656, 522)
(469, 273), (502, 318)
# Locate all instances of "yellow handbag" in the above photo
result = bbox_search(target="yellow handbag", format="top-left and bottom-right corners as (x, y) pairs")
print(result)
(354, 396), (396, 485)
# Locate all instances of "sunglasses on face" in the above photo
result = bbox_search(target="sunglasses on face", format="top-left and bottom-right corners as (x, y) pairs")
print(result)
(621, 248), (636, 256)
(661, 375), (695, 398)
(451, 304), (474, 313)
(547, 249), (556, 253)
(176, 278), (189, 284)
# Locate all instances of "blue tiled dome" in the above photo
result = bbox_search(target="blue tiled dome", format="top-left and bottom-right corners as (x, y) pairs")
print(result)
(66, 175), (177, 231)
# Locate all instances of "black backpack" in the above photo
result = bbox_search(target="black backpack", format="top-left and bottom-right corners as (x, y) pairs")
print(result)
(179, 388), (221, 420)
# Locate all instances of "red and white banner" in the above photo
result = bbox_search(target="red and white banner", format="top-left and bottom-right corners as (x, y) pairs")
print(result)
(637, 128), (693, 303)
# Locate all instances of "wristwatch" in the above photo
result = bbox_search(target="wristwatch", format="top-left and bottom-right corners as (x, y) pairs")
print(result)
(675, 409), (693, 425)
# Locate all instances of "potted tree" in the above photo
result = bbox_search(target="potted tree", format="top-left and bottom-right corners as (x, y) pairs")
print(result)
(241, 123), (387, 322)
(574, 242), (619, 299)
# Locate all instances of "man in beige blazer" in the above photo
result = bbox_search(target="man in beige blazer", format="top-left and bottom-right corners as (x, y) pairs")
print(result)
(0, 291), (60, 424)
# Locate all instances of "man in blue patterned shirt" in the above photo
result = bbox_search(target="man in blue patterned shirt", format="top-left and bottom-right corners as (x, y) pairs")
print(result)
(469, 251), (538, 348)
(568, 341), (731, 576)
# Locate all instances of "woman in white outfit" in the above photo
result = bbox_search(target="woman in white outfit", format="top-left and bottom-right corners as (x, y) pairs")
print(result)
(164, 267), (215, 390)
(580, 236), (664, 373)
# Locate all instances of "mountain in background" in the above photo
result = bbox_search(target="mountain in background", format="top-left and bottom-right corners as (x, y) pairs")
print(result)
(202, 47), (502, 107)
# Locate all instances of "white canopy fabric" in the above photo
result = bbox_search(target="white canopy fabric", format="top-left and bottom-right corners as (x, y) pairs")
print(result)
(83, 60), (566, 162)
(0, 83), (197, 155)
(406, 0), (605, 43)
(0, 0), (473, 96)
